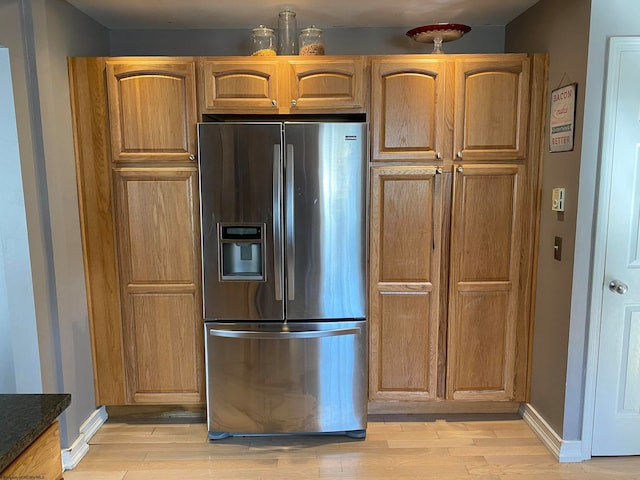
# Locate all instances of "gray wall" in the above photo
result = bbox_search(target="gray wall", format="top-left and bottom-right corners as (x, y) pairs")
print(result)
(109, 25), (505, 56)
(505, 0), (591, 439)
(0, 45), (42, 394)
(0, 0), (109, 447)
(0, 1), (45, 395)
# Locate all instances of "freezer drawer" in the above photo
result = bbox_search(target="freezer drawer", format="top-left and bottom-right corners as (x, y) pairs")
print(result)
(205, 320), (367, 439)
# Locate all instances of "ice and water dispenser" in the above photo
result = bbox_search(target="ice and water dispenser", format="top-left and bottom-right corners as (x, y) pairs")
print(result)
(218, 224), (265, 281)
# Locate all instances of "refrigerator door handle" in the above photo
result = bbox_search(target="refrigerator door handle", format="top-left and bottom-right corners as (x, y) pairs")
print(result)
(208, 327), (361, 340)
(285, 143), (295, 301)
(273, 144), (283, 301)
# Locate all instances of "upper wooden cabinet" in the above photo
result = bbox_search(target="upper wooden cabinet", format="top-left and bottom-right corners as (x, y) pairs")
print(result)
(454, 55), (531, 161)
(199, 58), (279, 113)
(286, 57), (366, 112)
(199, 56), (366, 114)
(371, 57), (449, 162)
(371, 54), (531, 163)
(106, 58), (198, 163)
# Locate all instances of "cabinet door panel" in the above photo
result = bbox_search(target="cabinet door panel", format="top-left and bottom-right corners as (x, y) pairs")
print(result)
(114, 167), (204, 404)
(372, 58), (448, 161)
(379, 173), (434, 282)
(200, 59), (279, 112)
(378, 292), (432, 391)
(454, 55), (530, 161)
(120, 173), (196, 282)
(106, 59), (197, 162)
(447, 164), (524, 401)
(286, 57), (365, 112)
(454, 290), (509, 391)
(457, 173), (517, 281)
(369, 166), (444, 401)
(129, 293), (200, 401)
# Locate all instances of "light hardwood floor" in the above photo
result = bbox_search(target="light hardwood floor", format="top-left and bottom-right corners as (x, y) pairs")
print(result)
(64, 414), (640, 479)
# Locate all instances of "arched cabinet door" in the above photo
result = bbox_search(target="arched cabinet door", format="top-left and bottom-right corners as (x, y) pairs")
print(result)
(371, 57), (449, 162)
(199, 58), (280, 113)
(454, 55), (531, 162)
(106, 58), (198, 163)
(285, 57), (366, 113)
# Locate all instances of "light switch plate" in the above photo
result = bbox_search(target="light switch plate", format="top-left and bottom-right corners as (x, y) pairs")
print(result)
(554, 236), (563, 261)
(552, 187), (565, 212)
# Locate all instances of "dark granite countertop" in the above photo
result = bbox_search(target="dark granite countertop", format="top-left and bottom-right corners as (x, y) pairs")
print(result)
(0, 393), (71, 472)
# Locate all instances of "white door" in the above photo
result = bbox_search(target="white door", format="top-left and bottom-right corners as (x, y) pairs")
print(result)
(592, 38), (640, 456)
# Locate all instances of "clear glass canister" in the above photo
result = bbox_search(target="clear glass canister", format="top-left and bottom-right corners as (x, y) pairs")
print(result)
(278, 10), (297, 55)
(251, 25), (276, 56)
(299, 26), (325, 55)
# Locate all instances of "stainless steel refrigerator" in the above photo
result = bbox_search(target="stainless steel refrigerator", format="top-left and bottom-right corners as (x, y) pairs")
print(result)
(198, 121), (368, 440)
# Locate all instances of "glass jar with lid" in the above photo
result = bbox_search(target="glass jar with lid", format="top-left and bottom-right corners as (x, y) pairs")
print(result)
(299, 26), (325, 55)
(250, 25), (276, 56)
(278, 10), (298, 55)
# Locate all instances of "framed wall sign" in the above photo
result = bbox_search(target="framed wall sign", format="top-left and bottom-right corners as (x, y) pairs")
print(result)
(549, 83), (577, 152)
(550, 83), (577, 152)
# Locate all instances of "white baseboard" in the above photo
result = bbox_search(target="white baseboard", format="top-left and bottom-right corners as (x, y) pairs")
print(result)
(520, 403), (587, 463)
(62, 406), (108, 470)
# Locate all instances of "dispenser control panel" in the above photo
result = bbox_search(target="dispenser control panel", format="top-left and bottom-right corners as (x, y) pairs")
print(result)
(218, 224), (265, 281)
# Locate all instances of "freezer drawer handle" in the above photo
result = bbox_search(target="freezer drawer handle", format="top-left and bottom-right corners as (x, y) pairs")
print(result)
(208, 327), (361, 340)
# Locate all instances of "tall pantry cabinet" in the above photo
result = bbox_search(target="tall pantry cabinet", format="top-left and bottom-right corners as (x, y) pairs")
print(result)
(368, 54), (546, 411)
(69, 57), (204, 405)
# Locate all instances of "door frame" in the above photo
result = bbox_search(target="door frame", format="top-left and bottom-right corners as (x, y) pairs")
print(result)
(581, 36), (640, 460)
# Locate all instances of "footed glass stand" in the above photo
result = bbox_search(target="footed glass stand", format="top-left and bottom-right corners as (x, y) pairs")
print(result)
(432, 36), (444, 54)
(406, 23), (471, 53)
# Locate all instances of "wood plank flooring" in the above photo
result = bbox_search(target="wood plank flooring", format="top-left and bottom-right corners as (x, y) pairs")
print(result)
(64, 414), (640, 479)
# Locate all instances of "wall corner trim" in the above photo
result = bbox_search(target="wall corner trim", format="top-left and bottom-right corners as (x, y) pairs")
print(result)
(520, 403), (587, 463)
(62, 406), (108, 470)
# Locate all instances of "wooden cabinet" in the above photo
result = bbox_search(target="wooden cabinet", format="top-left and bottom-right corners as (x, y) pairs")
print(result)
(286, 57), (366, 112)
(446, 164), (526, 401)
(113, 168), (203, 404)
(199, 56), (366, 114)
(199, 58), (279, 113)
(70, 57), (204, 406)
(1, 421), (62, 480)
(368, 54), (546, 412)
(108, 59), (203, 405)
(106, 58), (198, 162)
(454, 56), (531, 161)
(371, 54), (531, 164)
(371, 57), (450, 162)
(369, 166), (446, 403)
(70, 53), (545, 412)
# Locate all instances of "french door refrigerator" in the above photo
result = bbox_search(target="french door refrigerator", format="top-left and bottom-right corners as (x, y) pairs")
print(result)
(198, 121), (368, 440)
